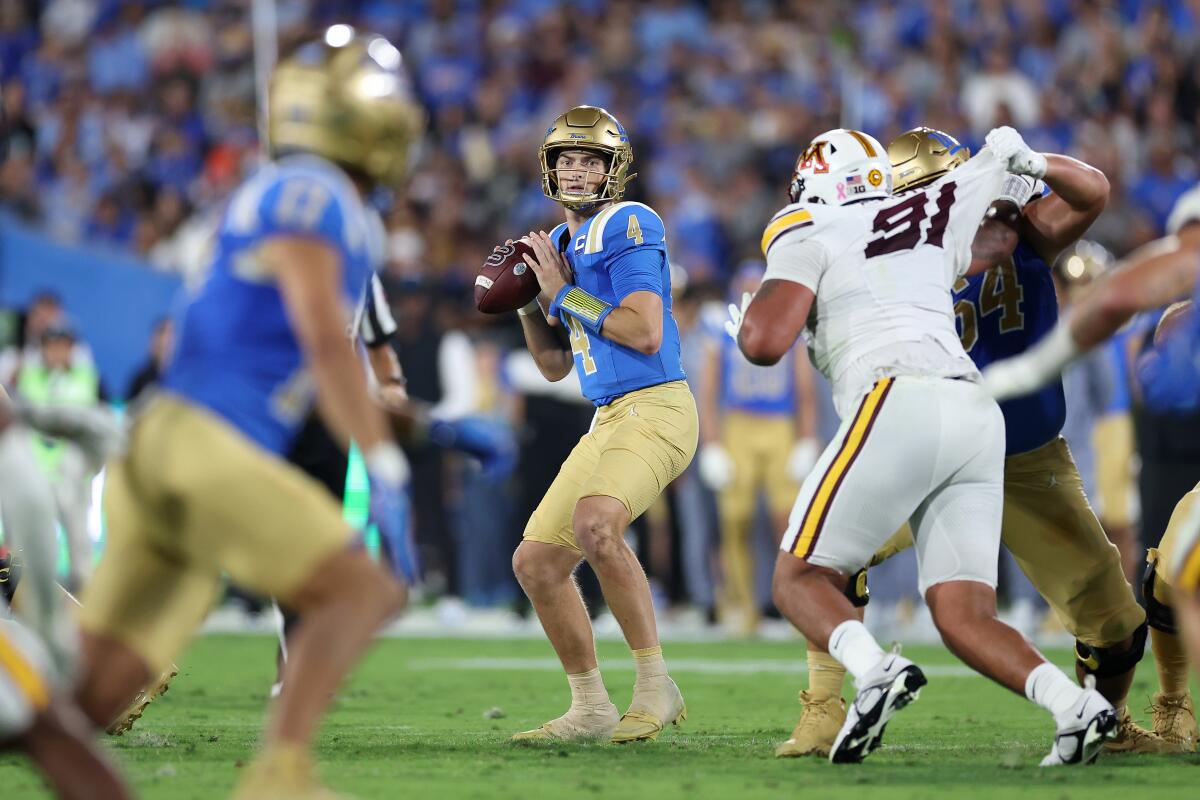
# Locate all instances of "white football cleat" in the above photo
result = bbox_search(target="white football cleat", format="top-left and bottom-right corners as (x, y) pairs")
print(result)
(1040, 684), (1118, 766)
(829, 652), (926, 764)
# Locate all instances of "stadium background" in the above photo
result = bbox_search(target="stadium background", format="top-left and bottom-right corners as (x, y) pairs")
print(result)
(2, 0), (1200, 636)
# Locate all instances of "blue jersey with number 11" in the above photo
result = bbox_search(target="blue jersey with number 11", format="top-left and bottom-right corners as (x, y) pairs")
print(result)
(953, 239), (1064, 455)
(550, 201), (686, 406)
(164, 155), (383, 455)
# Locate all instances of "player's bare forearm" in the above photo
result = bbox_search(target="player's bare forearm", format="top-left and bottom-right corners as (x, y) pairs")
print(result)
(266, 237), (393, 452)
(519, 308), (573, 381)
(1022, 154), (1109, 262)
(698, 343), (722, 445)
(1069, 236), (1200, 350)
(599, 291), (662, 355)
(739, 279), (814, 366)
(966, 213), (1020, 275)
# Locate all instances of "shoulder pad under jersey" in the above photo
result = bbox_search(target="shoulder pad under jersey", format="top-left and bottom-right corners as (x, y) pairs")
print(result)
(582, 201), (666, 257)
(761, 203), (818, 256)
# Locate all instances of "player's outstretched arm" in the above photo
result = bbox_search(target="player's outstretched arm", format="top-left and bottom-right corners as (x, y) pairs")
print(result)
(736, 279), (815, 366)
(1069, 228), (1200, 349)
(981, 225), (1200, 401)
(1021, 154), (1109, 263)
(265, 237), (395, 458)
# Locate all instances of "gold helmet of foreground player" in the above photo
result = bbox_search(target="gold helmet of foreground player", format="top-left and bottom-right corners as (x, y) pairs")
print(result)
(539, 105), (636, 212)
(888, 127), (970, 193)
(268, 25), (425, 187)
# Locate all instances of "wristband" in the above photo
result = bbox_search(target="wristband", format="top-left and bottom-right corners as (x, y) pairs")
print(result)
(549, 285), (614, 335)
(517, 299), (542, 317)
(364, 442), (408, 487)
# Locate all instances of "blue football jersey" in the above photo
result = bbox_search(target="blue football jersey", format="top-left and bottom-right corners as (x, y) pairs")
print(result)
(953, 239), (1064, 454)
(163, 154), (384, 454)
(551, 201), (686, 405)
(720, 332), (795, 415)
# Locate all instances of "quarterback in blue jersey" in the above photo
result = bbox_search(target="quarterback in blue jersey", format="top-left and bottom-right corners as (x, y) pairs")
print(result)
(508, 106), (697, 743)
(782, 128), (1164, 758)
(72, 30), (424, 799)
(984, 182), (1200, 740)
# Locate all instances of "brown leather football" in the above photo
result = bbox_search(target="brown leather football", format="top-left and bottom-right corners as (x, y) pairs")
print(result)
(475, 240), (541, 314)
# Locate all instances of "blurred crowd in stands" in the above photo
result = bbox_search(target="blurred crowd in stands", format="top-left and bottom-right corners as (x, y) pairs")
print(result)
(3, 0), (1200, 634)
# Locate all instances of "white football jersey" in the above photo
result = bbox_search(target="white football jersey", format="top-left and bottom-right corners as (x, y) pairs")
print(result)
(761, 148), (1005, 417)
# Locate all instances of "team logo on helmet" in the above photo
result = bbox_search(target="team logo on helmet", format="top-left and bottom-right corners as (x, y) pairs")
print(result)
(868, 169), (883, 187)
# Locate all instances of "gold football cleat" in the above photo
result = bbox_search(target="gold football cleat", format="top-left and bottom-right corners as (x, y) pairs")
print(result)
(611, 676), (686, 743)
(232, 745), (348, 800)
(510, 702), (620, 742)
(1150, 692), (1199, 751)
(775, 689), (846, 758)
(1104, 707), (1175, 753)
(106, 663), (179, 736)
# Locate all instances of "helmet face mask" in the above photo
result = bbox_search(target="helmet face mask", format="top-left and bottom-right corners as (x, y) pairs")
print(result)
(787, 129), (892, 206)
(268, 26), (425, 188)
(888, 127), (970, 194)
(539, 105), (636, 213)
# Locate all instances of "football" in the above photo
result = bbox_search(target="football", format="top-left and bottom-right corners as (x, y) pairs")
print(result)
(475, 240), (541, 314)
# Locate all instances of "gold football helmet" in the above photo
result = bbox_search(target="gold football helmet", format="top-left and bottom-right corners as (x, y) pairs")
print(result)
(538, 105), (636, 212)
(268, 25), (425, 187)
(888, 127), (970, 193)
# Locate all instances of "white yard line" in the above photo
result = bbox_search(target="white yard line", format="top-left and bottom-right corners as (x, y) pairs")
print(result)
(405, 657), (980, 677)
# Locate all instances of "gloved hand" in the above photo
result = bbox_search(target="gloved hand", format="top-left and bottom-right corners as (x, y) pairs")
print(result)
(364, 443), (419, 583)
(724, 292), (754, 340)
(428, 416), (518, 478)
(787, 438), (820, 482)
(997, 174), (1042, 209)
(698, 443), (735, 490)
(984, 126), (1047, 179)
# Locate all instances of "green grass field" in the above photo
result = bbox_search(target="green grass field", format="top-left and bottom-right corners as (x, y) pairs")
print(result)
(1, 634), (1197, 799)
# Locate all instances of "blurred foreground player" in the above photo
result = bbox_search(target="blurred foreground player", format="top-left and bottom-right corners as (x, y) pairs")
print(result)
(781, 128), (1159, 757)
(732, 126), (1116, 765)
(71, 28), (423, 799)
(0, 388), (130, 799)
(984, 184), (1200, 741)
(510, 106), (697, 743)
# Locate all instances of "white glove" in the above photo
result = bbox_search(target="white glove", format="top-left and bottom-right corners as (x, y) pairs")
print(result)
(984, 126), (1047, 179)
(997, 173), (1040, 208)
(724, 292), (754, 340)
(786, 438), (820, 482)
(698, 443), (735, 490)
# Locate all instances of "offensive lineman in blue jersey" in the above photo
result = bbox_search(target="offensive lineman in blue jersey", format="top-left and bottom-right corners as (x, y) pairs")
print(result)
(72, 30), (424, 799)
(508, 106), (698, 743)
(983, 182), (1200, 742)
(781, 128), (1165, 759)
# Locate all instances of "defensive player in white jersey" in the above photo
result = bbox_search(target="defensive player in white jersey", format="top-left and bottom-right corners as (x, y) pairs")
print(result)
(726, 127), (1117, 765)
(0, 387), (130, 798)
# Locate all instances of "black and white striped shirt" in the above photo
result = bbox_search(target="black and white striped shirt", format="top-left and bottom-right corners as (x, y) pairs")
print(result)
(352, 274), (397, 349)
